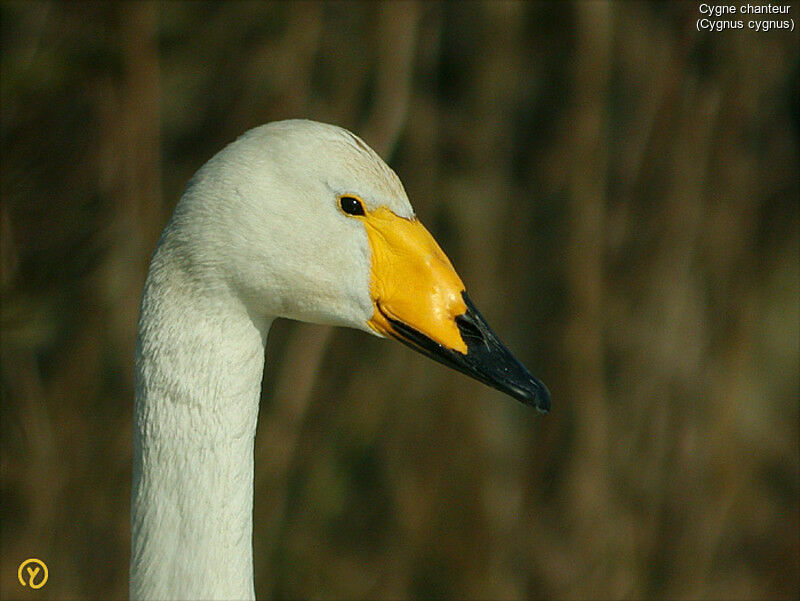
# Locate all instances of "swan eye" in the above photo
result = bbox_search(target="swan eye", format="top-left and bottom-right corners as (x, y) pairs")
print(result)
(339, 195), (365, 216)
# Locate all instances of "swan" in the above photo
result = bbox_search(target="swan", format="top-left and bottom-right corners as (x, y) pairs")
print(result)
(130, 119), (550, 600)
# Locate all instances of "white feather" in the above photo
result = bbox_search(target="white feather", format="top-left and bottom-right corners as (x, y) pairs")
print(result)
(131, 120), (412, 600)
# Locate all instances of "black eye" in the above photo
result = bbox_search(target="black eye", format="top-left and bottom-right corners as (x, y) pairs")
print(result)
(339, 195), (365, 216)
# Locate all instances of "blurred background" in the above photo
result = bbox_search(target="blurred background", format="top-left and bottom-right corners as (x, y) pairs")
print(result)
(1, 1), (798, 599)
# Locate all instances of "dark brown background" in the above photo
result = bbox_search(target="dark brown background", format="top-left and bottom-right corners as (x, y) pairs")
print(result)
(2, 1), (798, 599)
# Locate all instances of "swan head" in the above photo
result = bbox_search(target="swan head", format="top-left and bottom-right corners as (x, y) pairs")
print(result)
(162, 119), (549, 411)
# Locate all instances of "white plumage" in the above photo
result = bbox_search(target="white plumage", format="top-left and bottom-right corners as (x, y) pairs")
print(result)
(131, 119), (548, 600)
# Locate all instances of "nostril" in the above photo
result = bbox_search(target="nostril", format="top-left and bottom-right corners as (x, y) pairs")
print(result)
(455, 313), (486, 347)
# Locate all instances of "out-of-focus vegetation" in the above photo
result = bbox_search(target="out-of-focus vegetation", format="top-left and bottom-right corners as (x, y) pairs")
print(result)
(1, 1), (797, 599)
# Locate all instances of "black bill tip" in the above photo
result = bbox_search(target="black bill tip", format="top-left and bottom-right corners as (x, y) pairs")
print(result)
(381, 292), (551, 413)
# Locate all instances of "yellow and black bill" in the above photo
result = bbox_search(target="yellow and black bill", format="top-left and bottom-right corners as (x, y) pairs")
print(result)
(359, 205), (550, 412)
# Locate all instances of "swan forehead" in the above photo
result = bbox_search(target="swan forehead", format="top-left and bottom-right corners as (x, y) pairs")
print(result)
(242, 120), (414, 219)
(327, 129), (411, 213)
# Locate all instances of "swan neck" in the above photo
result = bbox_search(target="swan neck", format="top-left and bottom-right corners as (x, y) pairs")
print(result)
(130, 256), (270, 600)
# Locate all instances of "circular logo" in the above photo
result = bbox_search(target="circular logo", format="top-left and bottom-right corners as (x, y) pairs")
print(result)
(18, 558), (48, 589)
